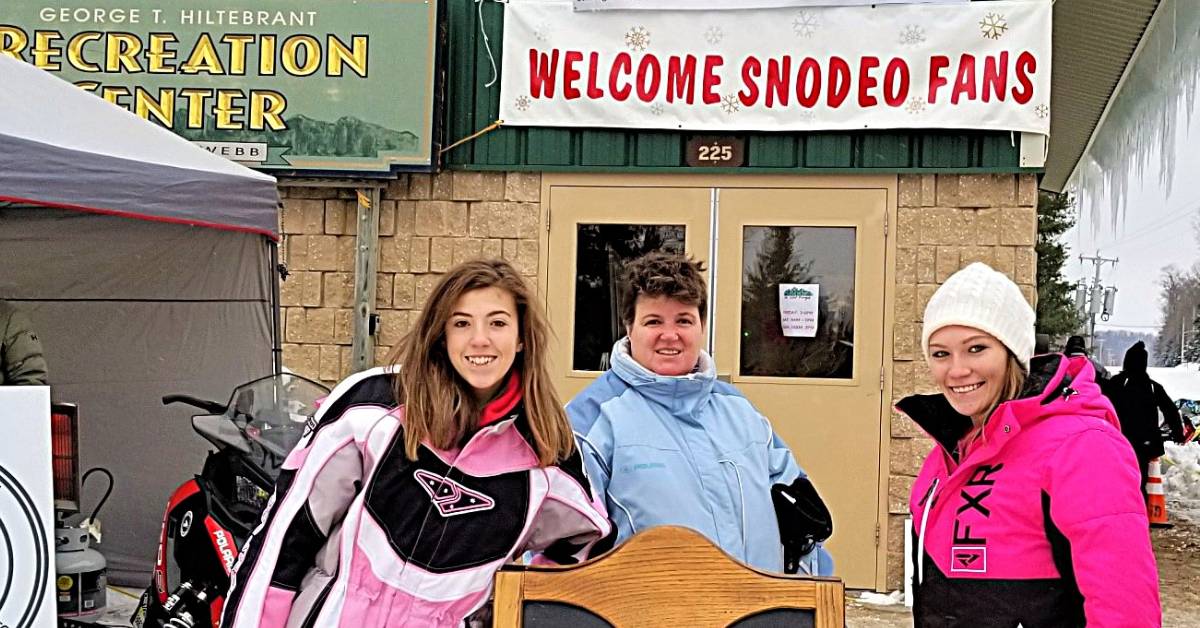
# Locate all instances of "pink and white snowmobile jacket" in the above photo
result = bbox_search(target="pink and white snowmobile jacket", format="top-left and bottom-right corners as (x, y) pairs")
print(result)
(221, 367), (613, 628)
(898, 354), (1160, 628)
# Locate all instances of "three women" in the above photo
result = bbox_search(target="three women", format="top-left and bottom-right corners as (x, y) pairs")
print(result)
(227, 253), (1160, 626)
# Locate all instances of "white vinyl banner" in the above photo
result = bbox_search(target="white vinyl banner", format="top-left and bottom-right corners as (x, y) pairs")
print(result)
(575, 0), (968, 11)
(0, 387), (56, 628)
(500, 0), (1051, 134)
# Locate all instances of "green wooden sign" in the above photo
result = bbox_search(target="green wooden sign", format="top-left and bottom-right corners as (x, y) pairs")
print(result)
(1, 0), (437, 172)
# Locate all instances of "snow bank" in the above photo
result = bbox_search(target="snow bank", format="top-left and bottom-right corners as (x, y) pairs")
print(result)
(1162, 442), (1200, 523)
(1147, 365), (1200, 402)
(857, 590), (903, 606)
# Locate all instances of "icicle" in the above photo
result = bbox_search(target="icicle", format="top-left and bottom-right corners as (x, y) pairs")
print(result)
(1069, 0), (1200, 230)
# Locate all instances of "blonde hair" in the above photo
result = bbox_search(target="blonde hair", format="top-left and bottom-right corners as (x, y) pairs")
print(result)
(984, 352), (1027, 424)
(964, 352), (1027, 439)
(386, 259), (573, 466)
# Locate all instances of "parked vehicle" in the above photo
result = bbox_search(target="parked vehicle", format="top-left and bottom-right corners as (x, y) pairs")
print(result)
(131, 373), (329, 628)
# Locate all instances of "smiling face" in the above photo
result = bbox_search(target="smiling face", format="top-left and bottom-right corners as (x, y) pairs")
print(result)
(927, 325), (1011, 424)
(627, 295), (704, 377)
(444, 286), (522, 402)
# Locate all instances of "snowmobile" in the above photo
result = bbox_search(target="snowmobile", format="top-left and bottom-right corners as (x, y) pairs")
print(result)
(130, 373), (329, 628)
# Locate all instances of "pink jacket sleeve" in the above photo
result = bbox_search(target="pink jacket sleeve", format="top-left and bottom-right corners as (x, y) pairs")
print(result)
(221, 408), (366, 628)
(1045, 426), (1161, 627)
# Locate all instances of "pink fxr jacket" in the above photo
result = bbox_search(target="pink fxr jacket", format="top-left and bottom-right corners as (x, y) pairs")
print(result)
(899, 354), (1160, 627)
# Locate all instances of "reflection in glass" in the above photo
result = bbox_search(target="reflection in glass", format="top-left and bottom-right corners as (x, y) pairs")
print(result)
(573, 224), (686, 371)
(739, 226), (856, 378)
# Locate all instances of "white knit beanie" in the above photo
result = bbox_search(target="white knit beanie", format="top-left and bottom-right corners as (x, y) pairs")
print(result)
(921, 262), (1035, 371)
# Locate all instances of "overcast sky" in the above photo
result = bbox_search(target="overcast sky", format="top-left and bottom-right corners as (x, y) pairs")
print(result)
(1065, 96), (1200, 335)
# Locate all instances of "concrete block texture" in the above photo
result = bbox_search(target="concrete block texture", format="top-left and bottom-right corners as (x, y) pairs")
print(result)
(896, 207), (921, 247)
(999, 207), (1037, 246)
(277, 170), (525, 383)
(887, 514), (908, 589)
(934, 246), (961, 282)
(380, 237), (411, 273)
(889, 433), (932, 476)
(889, 475), (916, 515)
(505, 172), (541, 202)
(896, 247), (916, 285)
(452, 171), (505, 201)
(916, 247), (936, 283)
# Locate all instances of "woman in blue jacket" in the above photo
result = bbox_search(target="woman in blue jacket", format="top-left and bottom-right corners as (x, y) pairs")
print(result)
(568, 252), (833, 575)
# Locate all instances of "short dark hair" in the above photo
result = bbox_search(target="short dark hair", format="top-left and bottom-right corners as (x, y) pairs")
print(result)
(619, 252), (708, 329)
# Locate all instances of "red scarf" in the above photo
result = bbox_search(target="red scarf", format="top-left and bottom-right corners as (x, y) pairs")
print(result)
(478, 369), (522, 427)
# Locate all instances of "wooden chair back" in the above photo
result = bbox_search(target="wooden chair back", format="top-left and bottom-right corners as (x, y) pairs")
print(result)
(493, 526), (845, 628)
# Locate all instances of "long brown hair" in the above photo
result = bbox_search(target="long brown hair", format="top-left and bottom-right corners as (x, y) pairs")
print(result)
(386, 259), (573, 466)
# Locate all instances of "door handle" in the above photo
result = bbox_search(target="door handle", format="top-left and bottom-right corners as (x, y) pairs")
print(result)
(717, 372), (732, 383)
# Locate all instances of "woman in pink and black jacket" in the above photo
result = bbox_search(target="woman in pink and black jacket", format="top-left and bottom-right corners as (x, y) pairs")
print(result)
(221, 260), (613, 628)
(898, 263), (1159, 627)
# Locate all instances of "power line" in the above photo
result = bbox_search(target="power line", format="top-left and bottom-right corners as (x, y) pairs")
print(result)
(1094, 196), (1200, 250)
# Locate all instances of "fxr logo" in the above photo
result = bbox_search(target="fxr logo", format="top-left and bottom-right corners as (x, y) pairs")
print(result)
(950, 546), (987, 573)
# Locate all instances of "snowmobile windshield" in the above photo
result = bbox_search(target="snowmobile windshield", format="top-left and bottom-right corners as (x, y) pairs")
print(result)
(193, 373), (329, 481)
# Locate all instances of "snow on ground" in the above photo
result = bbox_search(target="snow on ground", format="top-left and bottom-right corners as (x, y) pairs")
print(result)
(856, 590), (903, 606)
(1164, 442), (1200, 523)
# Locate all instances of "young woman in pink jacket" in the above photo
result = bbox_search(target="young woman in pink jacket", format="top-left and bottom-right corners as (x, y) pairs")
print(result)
(898, 263), (1160, 627)
(222, 259), (612, 628)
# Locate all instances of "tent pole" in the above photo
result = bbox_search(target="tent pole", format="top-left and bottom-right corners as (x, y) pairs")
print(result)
(270, 240), (283, 375)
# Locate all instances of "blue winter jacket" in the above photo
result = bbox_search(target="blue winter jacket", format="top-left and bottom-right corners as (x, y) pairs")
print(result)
(568, 339), (834, 575)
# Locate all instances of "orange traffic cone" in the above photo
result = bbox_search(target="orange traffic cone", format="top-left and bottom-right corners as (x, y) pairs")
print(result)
(1146, 458), (1172, 529)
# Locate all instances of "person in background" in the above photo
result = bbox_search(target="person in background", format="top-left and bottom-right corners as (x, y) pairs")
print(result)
(1063, 334), (1110, 382)
(0, 299), (48, 385)
(222, 260), (611, 628)
(569, 252), (833, 576)
(899, 263), (1158, 627)
(1034, 333), (1051, 356)
(1105, 340), (1187, 499)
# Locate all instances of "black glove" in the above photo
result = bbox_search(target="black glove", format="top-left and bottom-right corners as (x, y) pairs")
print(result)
(771, 477), (833, 574)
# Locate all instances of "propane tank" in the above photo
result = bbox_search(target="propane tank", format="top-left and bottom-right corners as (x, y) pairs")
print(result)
(55, 520), (107, 621)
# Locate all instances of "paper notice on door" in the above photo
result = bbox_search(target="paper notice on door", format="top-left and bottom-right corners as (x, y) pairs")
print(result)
(779, 283), (819, 337)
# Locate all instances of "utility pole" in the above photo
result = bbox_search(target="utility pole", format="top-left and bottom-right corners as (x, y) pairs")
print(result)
(1077, 254), (1119, 349)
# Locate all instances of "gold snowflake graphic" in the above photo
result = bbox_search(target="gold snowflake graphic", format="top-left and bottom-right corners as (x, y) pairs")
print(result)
(625, 26), (651, 52)
(980, 13), (1008, 40)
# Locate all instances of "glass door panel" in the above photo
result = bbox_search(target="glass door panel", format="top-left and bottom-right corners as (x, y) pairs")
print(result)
(739, 225), (857, 379)
(573, 224), (686, 371)
(545, 185), (711, 401)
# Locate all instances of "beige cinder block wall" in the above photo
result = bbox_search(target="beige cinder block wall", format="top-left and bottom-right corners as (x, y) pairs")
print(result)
(277, 171), (543, 388)
(884, 173), (1039, 588)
